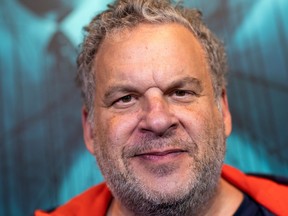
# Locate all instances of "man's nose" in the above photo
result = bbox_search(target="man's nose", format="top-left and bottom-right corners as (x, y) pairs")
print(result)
(140, 95), (178, 136)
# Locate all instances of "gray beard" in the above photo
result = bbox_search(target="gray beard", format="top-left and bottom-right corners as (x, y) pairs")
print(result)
(109, 159), (222, 216)
(95, 130), (225, 216)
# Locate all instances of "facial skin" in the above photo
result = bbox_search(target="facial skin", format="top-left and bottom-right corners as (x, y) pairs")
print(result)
(82, 23), (233, 215)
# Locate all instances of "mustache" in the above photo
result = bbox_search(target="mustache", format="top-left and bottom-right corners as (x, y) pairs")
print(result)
(122, 134), (198, 158)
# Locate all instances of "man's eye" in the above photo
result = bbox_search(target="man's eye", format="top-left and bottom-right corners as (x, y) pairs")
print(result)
(119, 95), (132, 103)
(112, 95), (136, 108)
(170, 89), (197, 102)
(173, 90), (196, 97)
(174, 90), (188, 97)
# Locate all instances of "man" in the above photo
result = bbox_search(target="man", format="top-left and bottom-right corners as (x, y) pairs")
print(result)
(35, 0), (288, 215)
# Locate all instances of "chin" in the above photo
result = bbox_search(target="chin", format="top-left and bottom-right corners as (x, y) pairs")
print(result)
(137, 175), (193, 202)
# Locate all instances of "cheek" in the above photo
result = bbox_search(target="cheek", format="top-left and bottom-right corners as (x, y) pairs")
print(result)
(176, 107), (206, 128)
(175, 105), (221, 139)
(95, 110), (141, 148)
(93, 111), (142, 173)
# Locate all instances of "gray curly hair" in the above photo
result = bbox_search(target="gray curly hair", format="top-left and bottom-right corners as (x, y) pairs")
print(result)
(76, 0), (227, 121)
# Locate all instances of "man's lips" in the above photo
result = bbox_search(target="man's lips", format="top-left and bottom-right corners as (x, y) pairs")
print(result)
(133, 149), (187, 161)
(135, 149), (186, 156)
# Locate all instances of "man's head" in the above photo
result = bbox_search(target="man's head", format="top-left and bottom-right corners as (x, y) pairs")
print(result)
(77, 0), (227, 122)
(78, 0), (232, 215)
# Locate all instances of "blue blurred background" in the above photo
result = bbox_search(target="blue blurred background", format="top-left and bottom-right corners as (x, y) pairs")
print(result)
(0, 0), (287, 215)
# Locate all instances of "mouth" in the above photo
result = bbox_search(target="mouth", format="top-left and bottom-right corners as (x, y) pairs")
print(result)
(134, 149), (187, 161)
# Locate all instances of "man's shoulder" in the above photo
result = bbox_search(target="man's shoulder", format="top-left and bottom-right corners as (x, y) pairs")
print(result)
(222, 165), (288, 216)
(34, 183), (112, 216)
(35, 166), (288, 215)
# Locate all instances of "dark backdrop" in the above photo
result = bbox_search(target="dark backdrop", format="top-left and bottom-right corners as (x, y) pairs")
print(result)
(0, 0), (287, 215)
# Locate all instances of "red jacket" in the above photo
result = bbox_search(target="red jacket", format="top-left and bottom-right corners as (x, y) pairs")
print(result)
(35, 165), (288, 215)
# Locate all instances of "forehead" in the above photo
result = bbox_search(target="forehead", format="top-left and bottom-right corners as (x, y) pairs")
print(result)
(93, 23), (211, 91)
(96, 23), (206, 62)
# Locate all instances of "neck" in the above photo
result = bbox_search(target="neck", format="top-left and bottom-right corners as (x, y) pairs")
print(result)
(107, 178), (243, 216)
(201, 178), (243, 216)
(106, 198), (133, 216)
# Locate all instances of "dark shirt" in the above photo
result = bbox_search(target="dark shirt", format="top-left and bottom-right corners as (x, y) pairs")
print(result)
(234, 193), (275, 216)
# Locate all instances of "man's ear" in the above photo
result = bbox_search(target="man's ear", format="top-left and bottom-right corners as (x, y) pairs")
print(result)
(220, 89), (232, 137)
(82, 106), (95, 155)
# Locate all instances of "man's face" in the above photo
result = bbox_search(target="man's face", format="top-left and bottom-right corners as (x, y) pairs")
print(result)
(83, 23), (231, 214)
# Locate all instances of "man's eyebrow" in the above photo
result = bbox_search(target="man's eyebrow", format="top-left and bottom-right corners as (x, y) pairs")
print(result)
(166, 77), (203, 92)
(104, 85), (137, 100)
